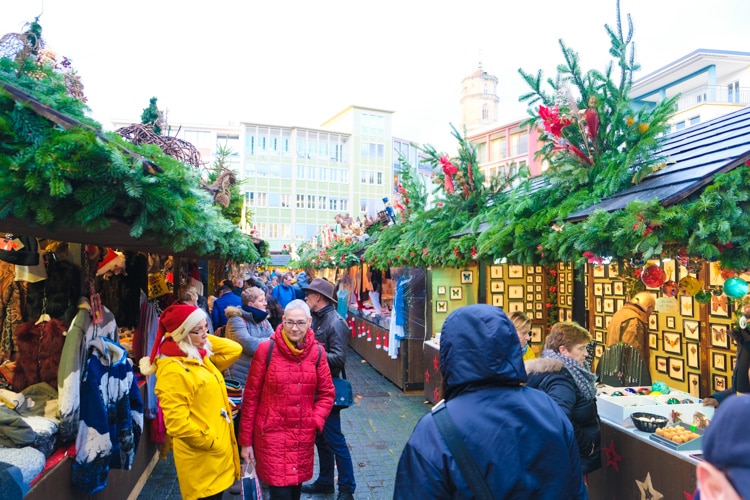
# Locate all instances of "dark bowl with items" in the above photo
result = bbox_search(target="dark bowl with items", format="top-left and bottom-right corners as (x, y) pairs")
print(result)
(630, 412), (669, 433)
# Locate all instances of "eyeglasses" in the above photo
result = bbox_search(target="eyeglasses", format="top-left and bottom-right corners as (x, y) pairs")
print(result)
(283, 320), (308, 329)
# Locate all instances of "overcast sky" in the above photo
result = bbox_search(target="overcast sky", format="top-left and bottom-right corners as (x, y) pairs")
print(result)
(2, 0), (749, 152)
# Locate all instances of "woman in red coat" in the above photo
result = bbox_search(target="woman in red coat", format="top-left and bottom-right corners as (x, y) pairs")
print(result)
(238, 299), (335, 500)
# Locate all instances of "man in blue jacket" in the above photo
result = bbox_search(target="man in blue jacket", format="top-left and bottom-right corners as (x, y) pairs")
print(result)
(394, 304), (587, 499)
(211, 285), (242, 330)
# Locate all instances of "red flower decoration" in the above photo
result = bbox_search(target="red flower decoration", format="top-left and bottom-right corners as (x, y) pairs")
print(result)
(549, 286), (557, 293)
(423, 248), (428, 255)
(440, 155), (458, 194)
(539, 105), (571, 137)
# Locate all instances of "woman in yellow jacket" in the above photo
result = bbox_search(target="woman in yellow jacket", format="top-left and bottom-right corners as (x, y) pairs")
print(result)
(140, 303), (242, 500)
(510, 311), (536, 361)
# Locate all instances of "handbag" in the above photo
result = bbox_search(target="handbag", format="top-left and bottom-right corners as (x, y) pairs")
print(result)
(332, 376), (353, 408)
(431, 400), (493, 500)
(241, 462), (263, 500)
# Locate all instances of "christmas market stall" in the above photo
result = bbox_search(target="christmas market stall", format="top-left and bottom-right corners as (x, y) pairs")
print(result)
(0, 21), (263, 499)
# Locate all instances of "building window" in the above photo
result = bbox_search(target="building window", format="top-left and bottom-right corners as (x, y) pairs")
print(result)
(246, 192), (254, 207)
(329, 198), (338, 211)
(267, 223), (279, 239)
(376, 172), (383, 185)
(297, 164), (305, 179)
(490, 136), (506, 160)
(269, 193), (280, 208)
(256, 193), (267, 207)
(675, 121), (686, 131)
(510, 132), (528, 156)
(296, 194), (305, 208)
(256, 223), (266, 239)
(318, 196), (327, 210)
(361, 142), (385, 158)
(728, 81), (740, 103)
(340, 199), (348, 212)
(217, 135), (239, 156)
(482, 104), (488, 120)
(280, 224), (290, 240)
(307, 195), (316, 209)
(281, 194), (291, 208)
(689, 116), (700, 126)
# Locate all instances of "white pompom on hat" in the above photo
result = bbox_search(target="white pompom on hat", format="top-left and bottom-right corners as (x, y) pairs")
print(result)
(139, 303), (205, 375)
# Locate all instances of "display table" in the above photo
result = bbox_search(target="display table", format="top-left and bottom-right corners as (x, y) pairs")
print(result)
(24, 382), (158, 500)
(588, 417), (700, 499)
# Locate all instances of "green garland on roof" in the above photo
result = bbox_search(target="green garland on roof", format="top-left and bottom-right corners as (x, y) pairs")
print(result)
(0, 27), (260, 263)
(476, 3), (676, 267)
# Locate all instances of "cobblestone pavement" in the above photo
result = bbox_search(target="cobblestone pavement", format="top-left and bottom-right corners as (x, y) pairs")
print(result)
(138, 347), (431, 499)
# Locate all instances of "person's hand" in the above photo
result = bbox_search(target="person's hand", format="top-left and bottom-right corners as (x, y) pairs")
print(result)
(702, 397), (719, 408)
(241, 445), (255, 465)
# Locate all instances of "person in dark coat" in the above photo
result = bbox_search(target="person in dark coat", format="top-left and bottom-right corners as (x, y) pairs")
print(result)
(394, 305), (587, 499)
(525, 321), (601, 476)
(211, 285), (242, 330)
(300, 278), (355, 500)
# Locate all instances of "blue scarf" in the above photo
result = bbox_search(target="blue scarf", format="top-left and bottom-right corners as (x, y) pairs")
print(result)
(542, 348), (597, 400)
(242, 304), (269, 324)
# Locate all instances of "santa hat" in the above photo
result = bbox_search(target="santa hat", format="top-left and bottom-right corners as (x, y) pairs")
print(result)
(139, 303), (205, 375)
(96, 248), (125, 276)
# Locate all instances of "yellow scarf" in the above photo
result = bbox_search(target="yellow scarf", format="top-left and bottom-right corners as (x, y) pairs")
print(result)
(282, 329), (304, 355)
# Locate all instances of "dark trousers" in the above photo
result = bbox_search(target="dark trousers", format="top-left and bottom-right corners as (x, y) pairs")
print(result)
(314, 408), (356, 492)
(268, 484), (302, 500)
(198, 493), (223, 500)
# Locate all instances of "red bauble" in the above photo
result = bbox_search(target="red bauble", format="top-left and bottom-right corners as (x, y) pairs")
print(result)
(641, 265), (667, 288)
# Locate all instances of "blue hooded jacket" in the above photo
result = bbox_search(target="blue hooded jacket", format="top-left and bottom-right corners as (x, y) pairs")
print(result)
(394, 305), (587, 499)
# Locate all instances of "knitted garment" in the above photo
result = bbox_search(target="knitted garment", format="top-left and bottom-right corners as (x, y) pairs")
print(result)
(72, 336), (143, 495)
(542, 349), (597, 400)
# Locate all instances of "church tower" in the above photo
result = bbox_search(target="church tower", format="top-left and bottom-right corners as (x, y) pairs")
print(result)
(460, 64), (499, 134)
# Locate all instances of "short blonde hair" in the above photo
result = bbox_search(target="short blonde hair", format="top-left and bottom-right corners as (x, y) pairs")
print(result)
(509, 311), (531, 331)
(242, 286), (265, 305)
(544, 322), (591, 352)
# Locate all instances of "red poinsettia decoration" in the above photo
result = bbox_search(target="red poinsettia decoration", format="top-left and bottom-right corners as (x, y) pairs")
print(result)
(439, 155), (458, 194)
(539, 105), (571, 137)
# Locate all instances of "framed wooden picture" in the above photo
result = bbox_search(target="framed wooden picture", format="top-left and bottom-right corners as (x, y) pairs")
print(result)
(559, 309), (566, 322)
(594, 316), (603, 328)
(436, 300), (448, 313)
(490, 281), (504, 293)
(526, 293), (534, 302)
(508, 265), (523, 278)
(710, 294), (730, 318)
(535, 275), (542, 283)
(608, 261), (619, 276)
(437, 286), (446, 295)
(603, 283), (613, 296)
(595, 330), (604, 342)
(534, 293), (542, 301)
(592, 265), (606, 278)
(508, 301), (524, 313)
(535, 285), (542, 292)
(450, 287), (463, 300)
(663, 331), (682, 355)
(526, 284), (534, 293)
(648, 333), (658, 349)
(655, 355), (668, 374)
(686, 342), (700, 369)
(666, 316), (676, 329)
(613, 281), (624, 296)
(669, 358), (685, 382)
(595, 344), (604, 358)
(710, 323), (729, 349)
(535, 311), (543, 320)
(731, 355), (737, 372)
(713, 374), (728, 392)
(616, 298), (625, 310)
(688, 372), (701, 398)
(595, 297), (602, 313)
(680, 296), (694, 317)
(603, 298), (615, 313)
(535, 266), (543, 273)
(526, 266), (535, 274)
(535, 302), (543, 311)
(712, 352), (727, 371)
(567, 283), (573, 294)
(492, 294), (503, 307)
(460, 270), (473, 284)
(594, 283), (603, 296)
(605, 315), (613, 328)
(490, 265), (503, 279)
(649, 314), (658, 330)
(508, 285), (524, 299)
(530, 326), (542, 343)
(683, 319), (700, 340)
(566, 295), (572, 306)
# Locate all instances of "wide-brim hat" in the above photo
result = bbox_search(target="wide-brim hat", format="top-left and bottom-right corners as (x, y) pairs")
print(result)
(302, 278), (337, 304)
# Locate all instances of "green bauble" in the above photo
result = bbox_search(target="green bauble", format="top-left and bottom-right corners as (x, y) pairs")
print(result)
(694, 290), (712, 304)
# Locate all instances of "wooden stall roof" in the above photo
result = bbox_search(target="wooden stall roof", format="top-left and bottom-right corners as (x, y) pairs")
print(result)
(566, 105), (750, 222)
(0, 215), (263, 259)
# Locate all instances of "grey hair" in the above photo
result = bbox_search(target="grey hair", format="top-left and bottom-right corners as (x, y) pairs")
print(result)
(242, 286), (265, 305)
(284, 299), (311, 318)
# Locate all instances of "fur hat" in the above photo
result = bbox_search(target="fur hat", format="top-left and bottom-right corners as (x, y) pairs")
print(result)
(139, 303), (205, 375)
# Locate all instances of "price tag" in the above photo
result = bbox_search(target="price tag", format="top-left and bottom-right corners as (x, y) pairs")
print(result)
(148, 273), (170, 299)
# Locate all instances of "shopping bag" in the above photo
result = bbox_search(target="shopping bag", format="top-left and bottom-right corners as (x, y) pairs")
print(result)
(241, 462), (263, 500)
(333, 376), (353, 408)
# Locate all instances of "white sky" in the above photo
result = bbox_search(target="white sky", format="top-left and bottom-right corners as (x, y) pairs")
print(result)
(2, 0), (749, 152)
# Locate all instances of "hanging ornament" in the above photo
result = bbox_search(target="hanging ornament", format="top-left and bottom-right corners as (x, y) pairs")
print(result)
(661, 280), (678, 297)
(676, 247), (690, 268)
(641, 265), (667, 288)
(678, 276), (703, 296)
(694, 290), (712, 304)
(687, 258), (703, 275)
(712, 286), (725, 297)
(723, 277), (749, 299)
(739, 316), (747, 330)
(631, 256), (645, 268)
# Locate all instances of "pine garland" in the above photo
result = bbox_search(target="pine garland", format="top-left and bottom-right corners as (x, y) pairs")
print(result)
(0, 29), (261, 263)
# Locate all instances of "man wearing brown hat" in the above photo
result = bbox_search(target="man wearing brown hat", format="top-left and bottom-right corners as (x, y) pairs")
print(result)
(300, 278), (356, 500)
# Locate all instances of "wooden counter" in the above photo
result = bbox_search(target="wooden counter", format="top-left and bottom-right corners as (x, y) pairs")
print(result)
(349, 315), (424, 391)
(588, 418), (699, 499)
